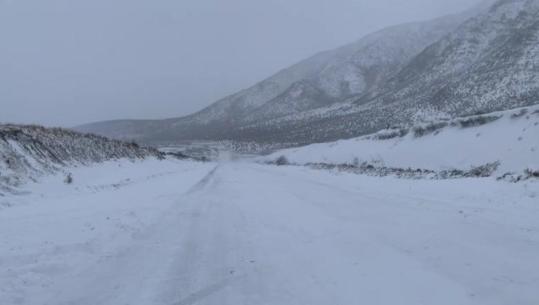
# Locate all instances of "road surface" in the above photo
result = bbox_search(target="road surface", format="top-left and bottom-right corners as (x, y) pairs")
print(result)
(1, 161), (538, 305)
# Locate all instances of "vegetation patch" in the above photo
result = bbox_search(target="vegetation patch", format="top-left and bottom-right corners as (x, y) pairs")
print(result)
(275, 155), (290, 166)
(412, 122), (449, 137)
(498, 169), (539, 183)
(300, 161), (502, 180)
(371, 128), (409, 140)
(453, 115), (501, 128)
(510, 108), (528, 119)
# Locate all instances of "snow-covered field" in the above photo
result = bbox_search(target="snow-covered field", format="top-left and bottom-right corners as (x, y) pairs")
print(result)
(264, 106), (539, 177)
(1, 158), (538, 305)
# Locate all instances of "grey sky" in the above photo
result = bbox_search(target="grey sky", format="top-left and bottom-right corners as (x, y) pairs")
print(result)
(0, 0), (482, 127)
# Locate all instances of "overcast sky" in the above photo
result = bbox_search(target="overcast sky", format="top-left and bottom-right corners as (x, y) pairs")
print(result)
(0, 0), (482, 127)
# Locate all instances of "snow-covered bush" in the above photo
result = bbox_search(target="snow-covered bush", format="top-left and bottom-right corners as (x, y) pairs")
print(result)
(64, 173), (73, 184)
(511, 108), (528, 119)
(372, 128), (409, 140)
(467, 162), (500, 178)
(524, 168), (539, 178)
(275, 156), (290, 166)
(454, 115), (501, 128)
(412, 122), (449, 137)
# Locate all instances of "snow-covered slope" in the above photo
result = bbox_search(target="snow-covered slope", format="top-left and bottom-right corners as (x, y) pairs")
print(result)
(0, 124), (163, 194)
(264, 106), (539, 178)
(236, 0), (539, 144)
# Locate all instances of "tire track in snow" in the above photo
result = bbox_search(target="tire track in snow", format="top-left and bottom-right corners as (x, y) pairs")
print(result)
(185, 165), (220, 194)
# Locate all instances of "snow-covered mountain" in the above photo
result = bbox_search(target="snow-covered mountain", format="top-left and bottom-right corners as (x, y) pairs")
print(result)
(358, 0), (539, 119)
(78, 0), (539, 145)
(0, 124), (163, 194)
(77, 10), (467, 142)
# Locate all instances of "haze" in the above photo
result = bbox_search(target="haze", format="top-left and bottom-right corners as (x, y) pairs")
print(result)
(0, 0), (481, 127)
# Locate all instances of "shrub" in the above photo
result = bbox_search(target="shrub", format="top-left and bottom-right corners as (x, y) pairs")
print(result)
(275, 155), (290, 166)
(373, 128), (409, 140)
(467, 162), (500, 178)
(456, 115), (501, 128)
(511, 108), (528, 119)
(525, 168), (539, 178)
(64, 173), (73, 184)
(413, 122), (448, 137)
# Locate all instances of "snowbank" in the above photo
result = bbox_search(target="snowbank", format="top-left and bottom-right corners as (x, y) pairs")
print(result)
(264, 105), (539, 178)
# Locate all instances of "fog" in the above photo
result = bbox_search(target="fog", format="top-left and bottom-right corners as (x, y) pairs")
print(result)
(0, 0), (482, 127)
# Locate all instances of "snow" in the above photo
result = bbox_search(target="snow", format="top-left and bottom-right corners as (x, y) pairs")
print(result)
(0, 124), (163, 194)
(264, 106), (539, 175)
(0, 159), (216, 303)
(1, 158), (538, 304)
(2, 1), (538, 303)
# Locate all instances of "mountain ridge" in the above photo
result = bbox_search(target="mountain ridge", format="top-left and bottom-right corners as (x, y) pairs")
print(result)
(77, 0), (539, 145)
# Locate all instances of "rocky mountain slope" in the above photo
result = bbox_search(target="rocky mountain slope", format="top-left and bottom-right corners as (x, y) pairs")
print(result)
(0, 124), (163, 194)
(78, 0), (539, 145)
(231, 0), (539, 144)
(357, 0), (539, 120)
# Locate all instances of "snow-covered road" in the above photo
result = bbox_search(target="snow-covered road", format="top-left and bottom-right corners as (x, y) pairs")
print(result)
(1, 161), (538, 305)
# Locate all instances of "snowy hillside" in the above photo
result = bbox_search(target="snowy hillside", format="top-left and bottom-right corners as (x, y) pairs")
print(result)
(0, 124), (163, 194)
(355, 0), (539, 117)
(264, 106), (539, 179)
(237, 0), (539, 144)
